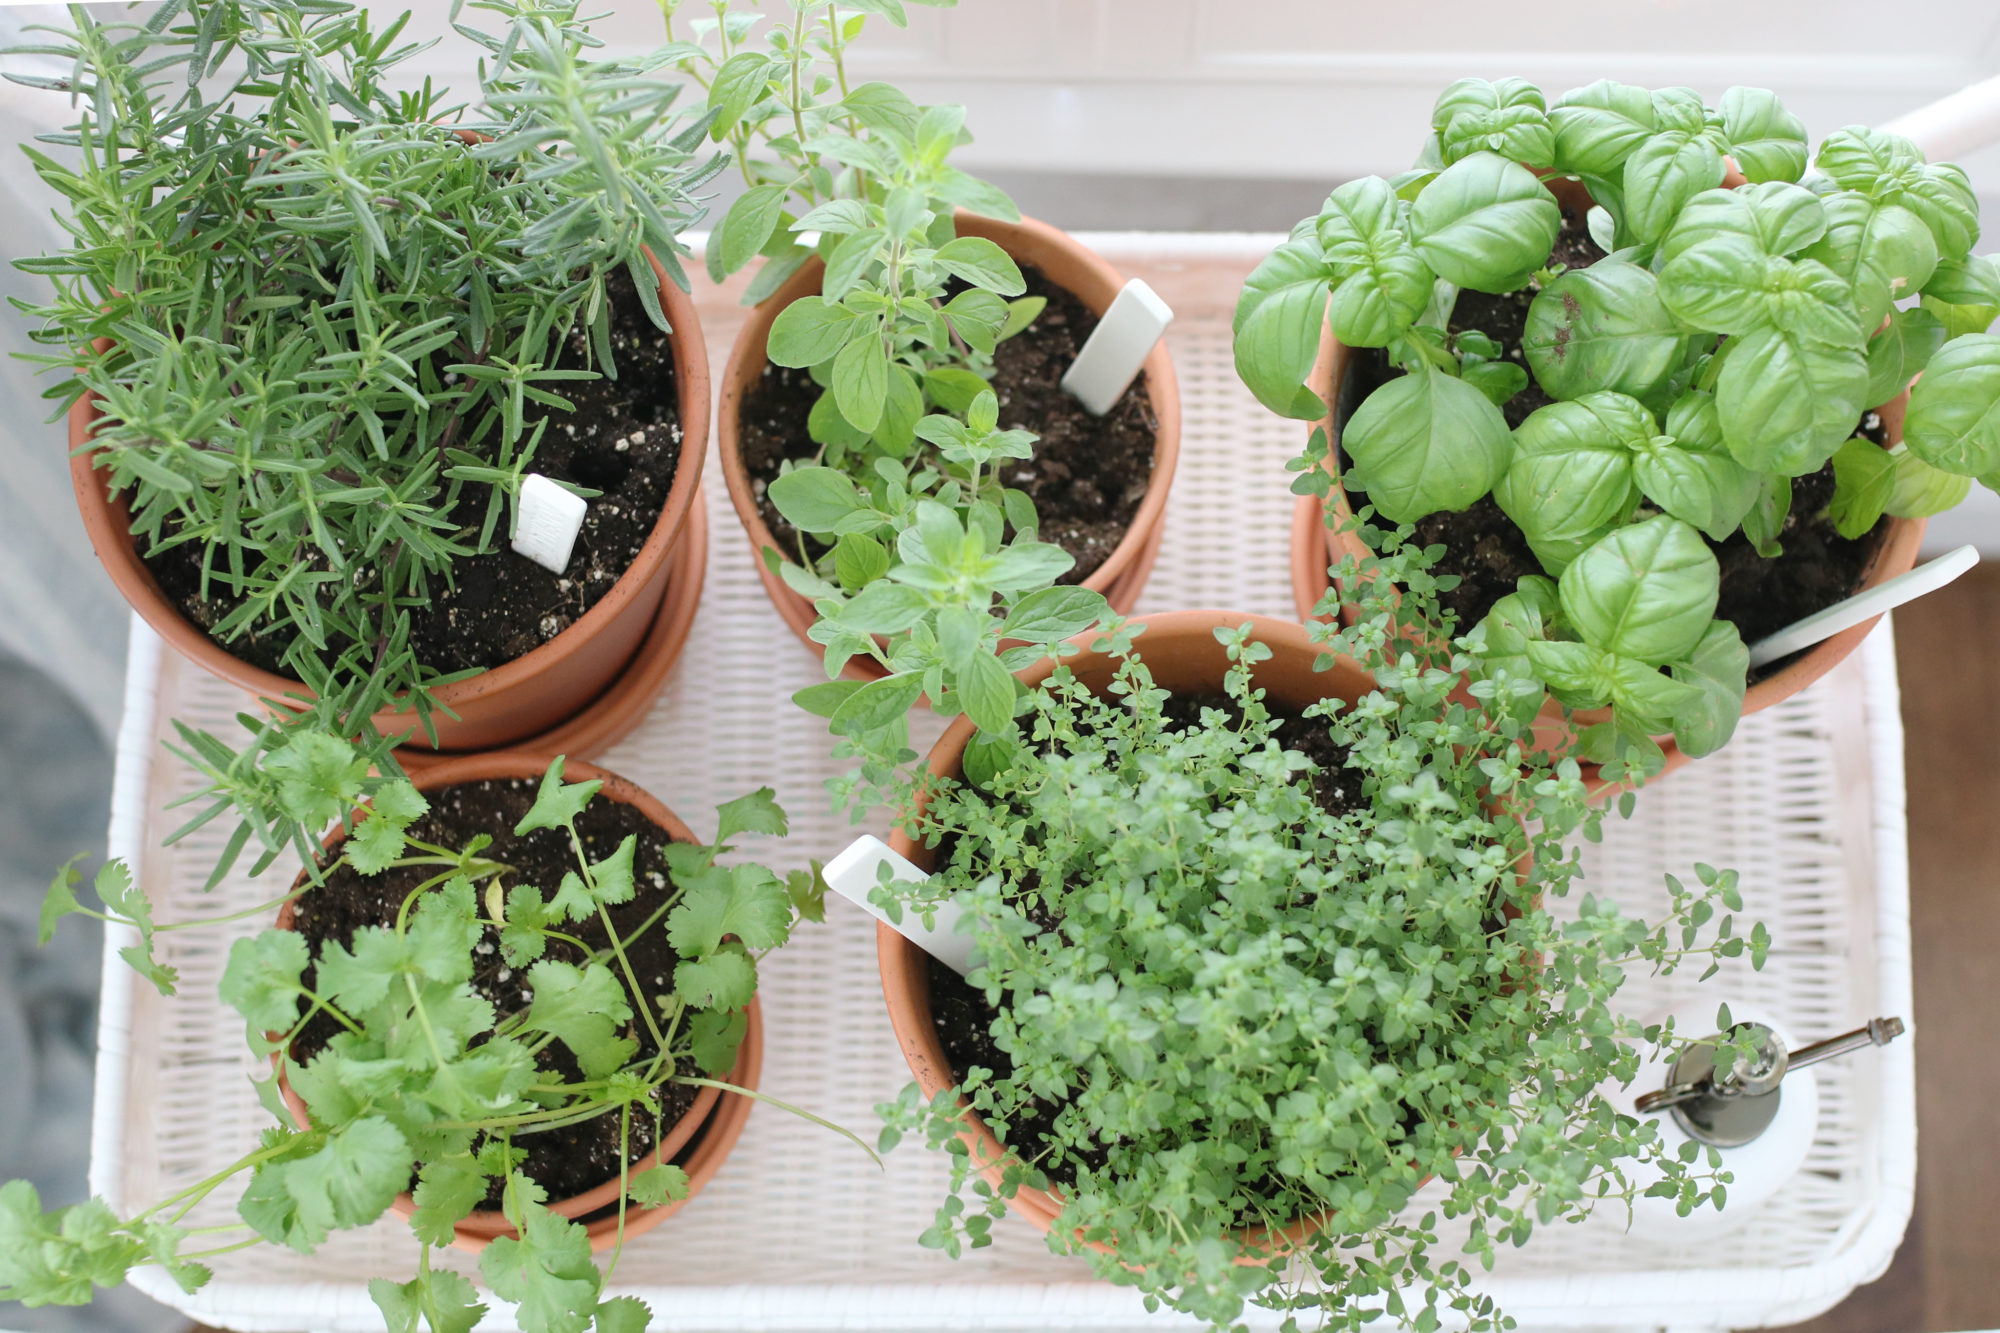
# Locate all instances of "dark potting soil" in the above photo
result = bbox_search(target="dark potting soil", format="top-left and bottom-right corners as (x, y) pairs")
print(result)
(288, 777), (702, 1208)
(140, 268), (683, 678)
(738, 264), (1157, 584)
(925, 692), (1361, 1193)
(1335, 203), (1887, 678)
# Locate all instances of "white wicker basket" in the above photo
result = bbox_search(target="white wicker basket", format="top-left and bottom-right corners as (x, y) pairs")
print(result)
(86, 239), (1914, 1333)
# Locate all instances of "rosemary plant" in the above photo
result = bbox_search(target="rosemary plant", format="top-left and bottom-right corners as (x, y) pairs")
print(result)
(12, 0), (715, 756)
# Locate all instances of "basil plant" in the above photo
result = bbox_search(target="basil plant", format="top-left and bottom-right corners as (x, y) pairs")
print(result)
(1238, 77), (1999, 767)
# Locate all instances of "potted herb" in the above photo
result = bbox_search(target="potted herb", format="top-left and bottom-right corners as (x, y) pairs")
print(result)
(872, 572), (1768, 1331)
(19, 0), (716, 759)
(665, 2), (1178, 664)
(7, 747), (852, 1331)
(1237, 78), (1998, 771)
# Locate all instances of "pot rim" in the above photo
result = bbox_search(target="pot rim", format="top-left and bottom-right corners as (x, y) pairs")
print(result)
(66, 247), (711, 731)
(715, 210), (1180, 642)
(270, 751), (738, 1240)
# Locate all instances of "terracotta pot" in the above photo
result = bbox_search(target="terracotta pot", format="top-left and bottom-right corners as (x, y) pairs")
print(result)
(1290, 173), (1927, 773)
(273, 752), (761, 1255)
(717, 212), (1180, 681)
(68, 249), (711, 755)
(877, 611), (1370, 1256)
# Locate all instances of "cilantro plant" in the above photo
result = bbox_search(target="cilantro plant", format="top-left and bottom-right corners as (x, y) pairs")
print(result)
(879, 552), (1769, 1332)
(1238, 77), (1997, 766)
(12, 0), (713, 738)
(12, 756), (847, 1333)
(666, 3), (1108, 790)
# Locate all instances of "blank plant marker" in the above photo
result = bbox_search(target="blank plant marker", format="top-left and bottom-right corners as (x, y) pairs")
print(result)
(823, 834), (975, 975)
(1061, 278), (1174, 416)
(511, 473), (588, 574)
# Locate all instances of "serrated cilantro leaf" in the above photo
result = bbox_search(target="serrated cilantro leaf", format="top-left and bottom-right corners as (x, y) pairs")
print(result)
(787, 864), (829, 924)
(347, 814), (411, 876)
(369, 780), (430, 827)
(409, 1157), (490, 1248)
(478, 1188), (601, 1333)
(220, 929), (310, 1033)
(39, 855), (84, 945)
(265, 730), (372, 828)
(0, 1181), (154, 1307)
(674, 943), (757, 1010)
(513, 757), (602, 835)
(500, 884), (556, 966)
(624, 1164), (689, 1209)
(548, 870), (598, 925)
(589, 835), (637, 906)
(117, 943), (180, 998)
(370, 1267), (487, 1333)
(282, 1116), (412, 1240)
(713, 787), (789, 846)
(666, 866), (795, 956)
(594, 1296), (654, 1333)
(685, 1007), (748, 1076)
(520, 961), (636, 1078)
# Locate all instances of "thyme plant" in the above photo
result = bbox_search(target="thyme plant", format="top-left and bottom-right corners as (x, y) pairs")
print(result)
(879, 548), (1769, 1332)
(11, 755), (843, 1333)
(1236, 78), (1998, 766)
(13, 0), (715, 741)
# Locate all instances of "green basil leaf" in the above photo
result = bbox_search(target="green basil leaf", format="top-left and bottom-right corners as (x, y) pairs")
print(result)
(1741, 473), (1791, 559)
(1606, 654), (1706, 731)
(1550, 79), (1656, 176)
(1657, 235), (1772, 335)
(1621, 129), (1727, 246)
(1559, 514), (1719, 666)
(1885, 446), (1973, 518)
(1232, 237), (1336, 418)
(1408, 152), (1561, 293)
(1523, 259), (1685, 400)
(1864, 305), (1947, 408)
(1432, 77), (1554, 168)
(1316, 177), (1432, 347)
(1632, 436), (1761, 543)
(931, 236), (1025, 296)
(1815, 125), (1922, 192)
(1799, 195), (1938, 331)
(1717, 87), (1808, 183)
(1658, 182), (1826, 267)
(1493, 392), (1647, 571)
(1667, 621), (1749, 758)
(767, 298), (863, 368)
(1344, 363), (1513, 523)
(1716, 325), (1868, 474)
(1904, 332), (2000, 476)
(767, 466), (863, 533)
(1827, 435), (1896, 539)
(1524, 638), (1614, 708)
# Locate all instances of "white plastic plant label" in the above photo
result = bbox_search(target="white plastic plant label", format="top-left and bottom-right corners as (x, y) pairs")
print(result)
(510, 473), (588, 574)
(823, 834), (975, 974)
(1061, 278), (1174, 416)
(1746, 544), (1978, 667)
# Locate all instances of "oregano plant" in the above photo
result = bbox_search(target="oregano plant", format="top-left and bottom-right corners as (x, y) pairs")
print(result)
(669, 2), (1111, 796)
(1239, 77), (1995, 769)
(877, 541), (1770, 1332)
(10, 755), (853, 1333)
